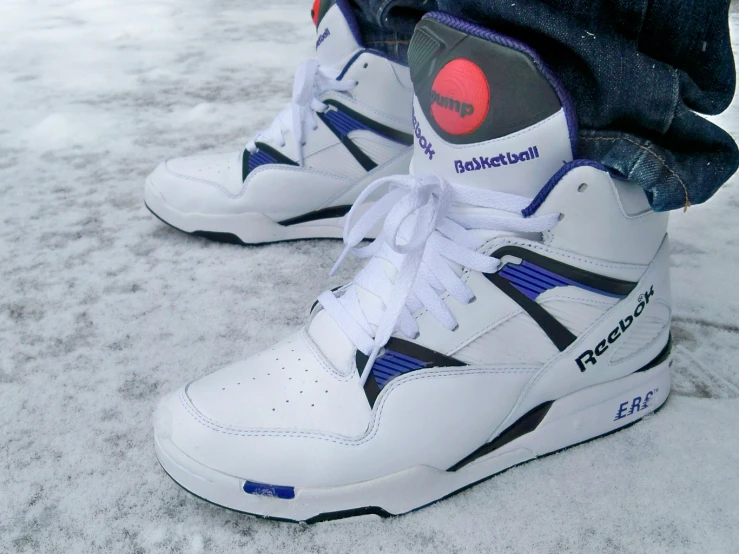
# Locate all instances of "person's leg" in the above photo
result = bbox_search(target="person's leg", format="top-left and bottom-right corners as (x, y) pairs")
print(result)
(349, 0), (738, 211)
(347, 0), (429, 62)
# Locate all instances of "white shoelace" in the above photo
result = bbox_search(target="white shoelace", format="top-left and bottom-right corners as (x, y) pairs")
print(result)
(246, 59), (357, 166)
(318, 174), (561, 386)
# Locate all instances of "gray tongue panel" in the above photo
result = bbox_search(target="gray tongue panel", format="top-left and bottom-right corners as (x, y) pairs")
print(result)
(408, 15), (565, 145)
(406, 13), (576, 197)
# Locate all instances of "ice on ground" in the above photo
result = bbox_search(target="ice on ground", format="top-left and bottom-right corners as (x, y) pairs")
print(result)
(1, 1), (738, 552)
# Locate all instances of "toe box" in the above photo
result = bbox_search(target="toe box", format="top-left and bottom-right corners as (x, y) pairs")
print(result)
(146, 151), (246, 214)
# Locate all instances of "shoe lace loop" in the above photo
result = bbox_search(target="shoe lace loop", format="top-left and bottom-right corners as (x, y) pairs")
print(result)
(318, 174), (562, 386)
(246, 59), (357, 166)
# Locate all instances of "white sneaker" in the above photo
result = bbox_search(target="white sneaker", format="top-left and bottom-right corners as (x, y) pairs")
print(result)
(145, 0), (413, 244)
(154, 12), (672, 522)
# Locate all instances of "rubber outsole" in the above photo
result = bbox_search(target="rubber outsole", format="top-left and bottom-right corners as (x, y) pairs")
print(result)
(145, 202), (348, 247)
(156, 396), (669, 524)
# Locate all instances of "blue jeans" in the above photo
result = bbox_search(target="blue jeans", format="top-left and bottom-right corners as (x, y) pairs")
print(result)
(346, 0), (738, 212)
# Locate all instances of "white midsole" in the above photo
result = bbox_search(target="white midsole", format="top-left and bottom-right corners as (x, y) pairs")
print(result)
(155, 358), (671, 522)
(144, 178), (352, 244)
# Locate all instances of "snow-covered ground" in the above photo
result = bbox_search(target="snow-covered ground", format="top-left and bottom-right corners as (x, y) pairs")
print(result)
(1, 1), (738, 552)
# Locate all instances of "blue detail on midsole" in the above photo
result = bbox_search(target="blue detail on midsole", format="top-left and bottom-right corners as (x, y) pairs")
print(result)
(243, 481), (295, 500)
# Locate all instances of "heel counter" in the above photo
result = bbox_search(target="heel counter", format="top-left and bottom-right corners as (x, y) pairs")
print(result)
(607, 235), (672, 368)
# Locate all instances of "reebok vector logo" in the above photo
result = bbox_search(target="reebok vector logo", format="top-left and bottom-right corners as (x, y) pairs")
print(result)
(576, 286), (655, 372)
(430, 58), (489, 135)
(412, 111), (436, 160)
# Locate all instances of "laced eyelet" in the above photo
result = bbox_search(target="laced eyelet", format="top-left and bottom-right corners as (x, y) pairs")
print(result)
(451, 324), (459, 332)
(558, 213), (565, 221)
(468, 295), (477, 304)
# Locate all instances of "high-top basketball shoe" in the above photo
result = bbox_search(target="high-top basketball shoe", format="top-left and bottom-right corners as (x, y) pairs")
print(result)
(144, 0), (413, 244)
(154, 13), (672, 521)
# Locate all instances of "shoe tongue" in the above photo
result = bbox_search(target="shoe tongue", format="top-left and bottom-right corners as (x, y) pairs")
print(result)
(407, 14), (576, 199)
(312, 0), (363, 70)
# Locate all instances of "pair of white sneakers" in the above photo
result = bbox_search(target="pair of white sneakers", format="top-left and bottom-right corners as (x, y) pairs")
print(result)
(148, 1), (672, 523)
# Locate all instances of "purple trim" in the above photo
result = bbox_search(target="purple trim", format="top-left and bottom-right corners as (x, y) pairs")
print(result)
(372, 350), (427, 388)
(335, 47), (407, 82)
(423, 11), (579, 156)
(500, 260), (627, 300)
(323, 109), (370, 136)
(522, 159), (607, 217)
(248, 150), (276, 172)
(243, 481), (295, 500)
(334, 0), (364, 47)
(335, 49), (365, 81)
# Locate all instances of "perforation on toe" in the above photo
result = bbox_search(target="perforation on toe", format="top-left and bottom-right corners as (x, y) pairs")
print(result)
(164, 152), (245, 196)
(185, 332), (371, 436)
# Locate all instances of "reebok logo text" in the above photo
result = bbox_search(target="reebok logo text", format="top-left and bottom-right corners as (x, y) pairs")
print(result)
(413, 112), (436, 160)
(576, 285), (655, 372)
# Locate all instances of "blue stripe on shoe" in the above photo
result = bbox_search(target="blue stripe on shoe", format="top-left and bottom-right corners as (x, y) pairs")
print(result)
(243, 480), (295, 500)
(356, 337), (467, 408)
(322, 109), (371, 137)
(248, 150), (277, 172)
(499, 260), (628, 300)
(371, 350), (427, 388)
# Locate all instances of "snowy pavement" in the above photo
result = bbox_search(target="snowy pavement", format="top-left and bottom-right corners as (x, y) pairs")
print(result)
(1, 1), (738, 552)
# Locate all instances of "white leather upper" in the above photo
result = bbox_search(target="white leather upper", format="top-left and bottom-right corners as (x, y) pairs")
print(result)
(186, 329), (371, 437)
(158, 164), (672, 488)
(538, 166), (669, 267)
(147, 7), (413, 221)
(155, 10), (673, 488)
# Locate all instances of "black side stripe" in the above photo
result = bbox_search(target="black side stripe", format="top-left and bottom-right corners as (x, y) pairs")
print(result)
(447, 338), (672, 472)
(356, 337), (466, 407)
(634, 334), (672, 373)
(486, 247), (639, 352)
(493, 246), (638, 297)
(278, 205), (352, 226)
(323, 100), (414, 145)
(487, 272), (577, 351)
(254, 141), (299, 166)
(317, 112), (378, 172)
(447, 401), (554, 472)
